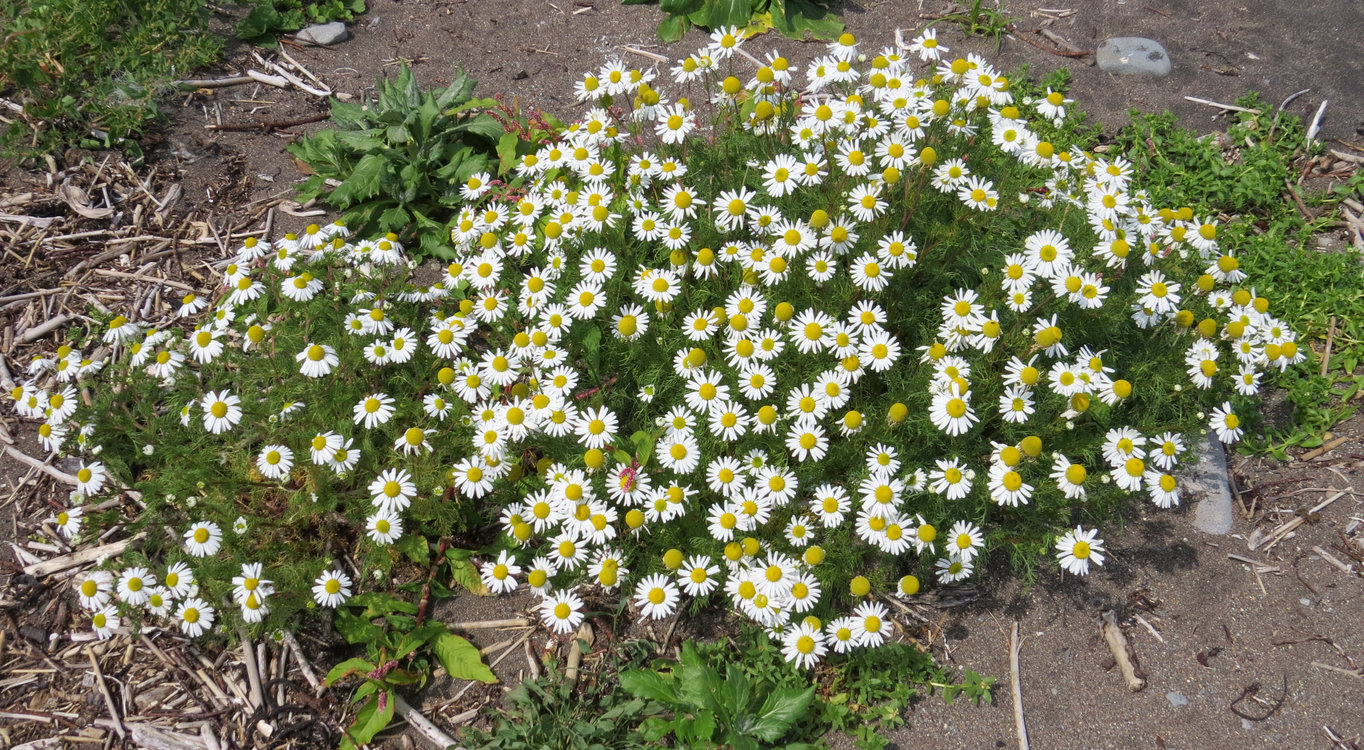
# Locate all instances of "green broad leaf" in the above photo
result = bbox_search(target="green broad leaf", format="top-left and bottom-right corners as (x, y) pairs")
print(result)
(394, 622), (447, 659)
(691, 708), (717, 740)
(660, 0), (704, 13)
(378, 206), (412, 235)
(330, 152), (385, 207)
(619, 669), (680, 705)
(746, 685), (815, 742)
(639, 717), (674, 742)
(333, 610), (385, 645)
(497, 131), (521, 174)
(687, 7), (711, 24)
(349, 690), (395, 745)
(677, 664), (724, 717)
(435, 72), (480, 111)
(324, 657), (375, 686)
(721, 664), (752, 716)
(708, 0), (753, 29)
(235, 6), (284, 40)
(433, 633), (498, 683)
(771, 0), (843, 39)
(658, 14), (689, 42)
(452, 113), (505, 143)
(349, 592), (420, 616)
(446, 549), (491, 595)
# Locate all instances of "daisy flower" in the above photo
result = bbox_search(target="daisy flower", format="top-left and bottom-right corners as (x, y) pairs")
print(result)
(929, 384), (978, 437)
(1050, 456), (1088, 500)
(852, 601), (891, 647)
(73, 461), (108, 497)
(1147, 471), (1182, 509)
(541, 588), (586, 634)
(117, 566), (155, 607)
(635, 574), (680, 620)
(201, 391), (242, 434)
(947, 520), (984, 563)
(76, 571), (113, 610)
(395, 427), (435, 456)
(353, 393), (396, 429)
(91, 605), (121, 640)
(369, 468), (417, 512)
(1210, 402), (1243, 443)
(176, 597), (215, 638)
(163, 561), (194, 598)
(783, 622), (828, 669)
(54, 505), (82, 539)
(929, 458), (973, 500)
(1150, 432), (1185, 471)
(366, 509), (403, 545)
(232, 562), (275, 607)
(256, 445), (294, 481)
(296, 343), (339, 378)
(1055, 526), (1106, 575)
(935, 555), (974, 584)
(481, 551), (522, 595)
(825, 616), (860, 654)
(145, 587), (174, 617)
(678, 555), (720, 596)
(810, 484), (852, 528)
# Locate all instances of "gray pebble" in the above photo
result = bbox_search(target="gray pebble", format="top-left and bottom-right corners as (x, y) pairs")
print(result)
(296, 21), (351, 46)
(1166, 691), (1189, 707)
(1097, 37), (1173, 78)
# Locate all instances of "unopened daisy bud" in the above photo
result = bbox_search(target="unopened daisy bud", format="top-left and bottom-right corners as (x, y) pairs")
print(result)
(803, 546), (825, 565)
(849, 575), (871, 597)
(899, 575), (920, 596)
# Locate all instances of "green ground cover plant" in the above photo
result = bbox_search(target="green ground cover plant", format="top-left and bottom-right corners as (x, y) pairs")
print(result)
(0, 0), (222, 158)
(13, 26), (1325, 731)
(625, 0), (843, 43)
(0, 0), (369, 159)
(288, 65), (560, 259)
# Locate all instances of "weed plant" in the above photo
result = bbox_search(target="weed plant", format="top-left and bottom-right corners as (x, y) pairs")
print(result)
(0, 0), (221, 158)
(15, 30), (1308, 676)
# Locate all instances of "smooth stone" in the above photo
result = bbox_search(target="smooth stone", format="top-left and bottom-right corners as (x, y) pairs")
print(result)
(1188, 431), (1234, 535)
(1166, 691), (1189, 708)
(1097, 36), (1172, 78)
(296, 22), (350, 46)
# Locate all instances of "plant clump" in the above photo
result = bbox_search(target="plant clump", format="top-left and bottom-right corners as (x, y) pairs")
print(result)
(13, 29), (1305, 671)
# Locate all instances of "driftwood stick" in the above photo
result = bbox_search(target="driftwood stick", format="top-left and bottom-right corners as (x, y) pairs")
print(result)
(239, 629), (264, 710)
(3, 445), (77, 484)
(1010, 622), (1029, 750)
(394, 695), (464, 750)
(88, 646), (127, 739)
(564, 622), (593, 686)
(23, 532), (146, 577)
(1100, 611), (1146, 692)
(16, 314), (76, 344)
(448, 618), (532, 630)
(283, 632), (321, 692)
(175, 76), (254, 89)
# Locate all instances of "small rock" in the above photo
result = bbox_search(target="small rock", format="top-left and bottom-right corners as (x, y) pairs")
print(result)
(1242, 718), (1255, 730)
(1188, 431), (1234, 535)
(296, 21), (350, 46)
(1097, 37), (1173, 78)
(1300, 597), (1314, 606)
(1166, 691), (1189, 707)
